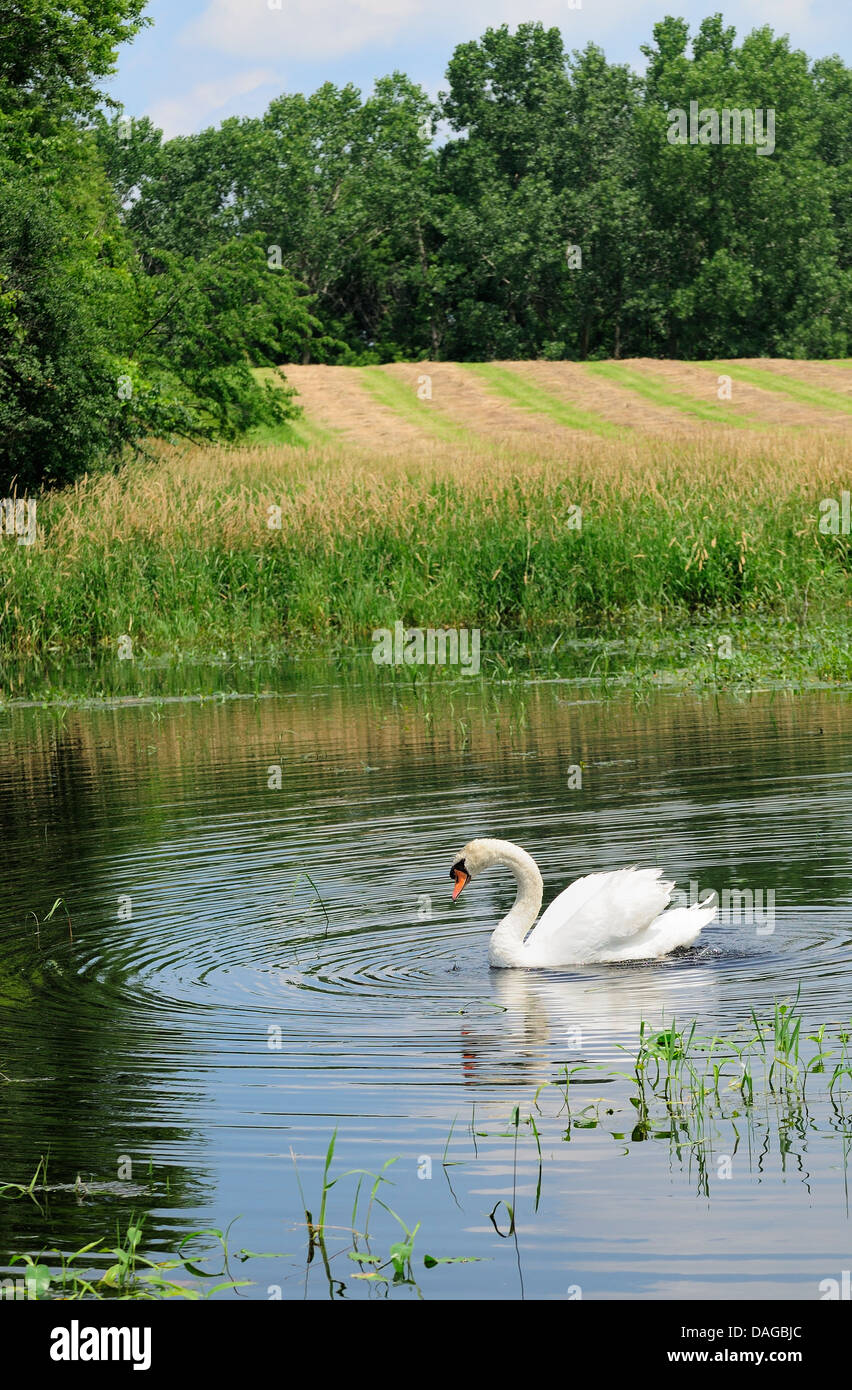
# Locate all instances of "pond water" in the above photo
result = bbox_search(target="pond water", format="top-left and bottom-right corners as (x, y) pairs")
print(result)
(1, 669), (851, 1299)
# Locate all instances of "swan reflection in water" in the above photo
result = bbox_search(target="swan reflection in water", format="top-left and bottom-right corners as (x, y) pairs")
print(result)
(458, 960), (719, 1086)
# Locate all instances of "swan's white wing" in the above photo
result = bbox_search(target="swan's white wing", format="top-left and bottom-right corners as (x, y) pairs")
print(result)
(525, 866), (695, 966)
(605, 901), (717, 961)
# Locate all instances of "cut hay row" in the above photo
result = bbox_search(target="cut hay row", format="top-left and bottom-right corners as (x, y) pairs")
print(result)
(280, 359), (852, 449)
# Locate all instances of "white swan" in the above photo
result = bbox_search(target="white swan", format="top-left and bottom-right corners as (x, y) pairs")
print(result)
(449, 838), (716, 968)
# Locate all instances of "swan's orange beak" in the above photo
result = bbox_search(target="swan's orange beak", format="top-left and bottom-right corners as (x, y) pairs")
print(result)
(451, 865), (470, 900)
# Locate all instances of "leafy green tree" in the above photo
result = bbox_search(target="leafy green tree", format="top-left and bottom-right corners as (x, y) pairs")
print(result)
(0, 2), (319, 489)
(636, 14), (850, 356)
(0, 0), (149, 177)
(0, 2), (143, 489)
(106, 76), (439, 360)
(0, 0), (148, 114)
(95, 14), (852, 365)
(0, 178), (135, 490)
(5, 4), (852, 494)
(436, 24), (647, 358)
(126, 235), (320, 440)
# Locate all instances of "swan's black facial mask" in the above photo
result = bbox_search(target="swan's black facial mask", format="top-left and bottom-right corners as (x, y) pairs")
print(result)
(450, 859), (470, 901)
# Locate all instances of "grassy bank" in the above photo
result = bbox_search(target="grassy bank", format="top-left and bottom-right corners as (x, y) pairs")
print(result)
(0, 431), (849, 683)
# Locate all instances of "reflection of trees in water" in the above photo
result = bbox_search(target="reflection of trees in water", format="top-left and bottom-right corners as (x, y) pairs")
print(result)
(3, 679), (844, 931)
(0, 1032), (205, 1258)
(0, 726), (203, 1258)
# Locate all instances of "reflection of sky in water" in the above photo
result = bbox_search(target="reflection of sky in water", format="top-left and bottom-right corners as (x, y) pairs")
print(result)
(0, 682), (850, 1297)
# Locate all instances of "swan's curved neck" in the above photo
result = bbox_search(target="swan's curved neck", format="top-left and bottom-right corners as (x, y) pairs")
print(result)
(480, 840), (543, 967)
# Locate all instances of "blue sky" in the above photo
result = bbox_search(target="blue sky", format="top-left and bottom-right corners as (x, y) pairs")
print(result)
(105, 1), (852, 138)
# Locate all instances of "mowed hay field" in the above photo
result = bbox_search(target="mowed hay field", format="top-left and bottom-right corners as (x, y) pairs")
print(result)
(279, 357), (852, 447)
(2, 359), (851, 675)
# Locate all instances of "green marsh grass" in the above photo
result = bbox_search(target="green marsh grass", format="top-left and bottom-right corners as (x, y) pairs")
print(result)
(0, 432), (849, 688)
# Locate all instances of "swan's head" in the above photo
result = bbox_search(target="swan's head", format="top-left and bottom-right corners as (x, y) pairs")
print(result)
(449, 839), (490, 901)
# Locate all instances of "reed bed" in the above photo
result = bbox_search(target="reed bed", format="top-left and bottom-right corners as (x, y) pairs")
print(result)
(0, 430), (849, 660)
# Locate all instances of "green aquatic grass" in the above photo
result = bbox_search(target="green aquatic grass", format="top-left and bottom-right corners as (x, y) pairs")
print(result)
(5, 999), (852, 1298)
(357, 367), (479, 445)
(2, 612), (851, 706)
(584, 361), (764, 427)
(288, 1138), (465, 1295)
(701, 361), (852, 416)
(3, 1209), (265, 1299)
(467, 362), (621, 436)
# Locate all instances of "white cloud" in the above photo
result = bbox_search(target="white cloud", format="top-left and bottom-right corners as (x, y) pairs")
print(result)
(146, 67), (277, 137)
(182, 0), (830, 70)
(182, 0), (651, 64)
(185, 0), (422, 62)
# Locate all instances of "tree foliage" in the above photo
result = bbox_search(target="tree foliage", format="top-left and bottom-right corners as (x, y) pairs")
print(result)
(2, 9), (852, 490)
(0, 0), (313, 491)
(106, 16), (852, 367)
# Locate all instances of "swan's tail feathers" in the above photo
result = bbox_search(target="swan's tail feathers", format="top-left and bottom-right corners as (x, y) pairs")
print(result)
(616, 898), (718, 961)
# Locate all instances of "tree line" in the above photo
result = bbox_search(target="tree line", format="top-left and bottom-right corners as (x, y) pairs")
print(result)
(2, 3), (852, 488)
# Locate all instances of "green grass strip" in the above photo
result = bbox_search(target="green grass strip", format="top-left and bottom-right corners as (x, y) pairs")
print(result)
(700, 361), (852, 416)
(584, 361), (762, 427)
(357, 367), (479, 445)
(249, 368), (337, 448)
(466, 362), (621, 437)
(247, 415), (336, 448)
